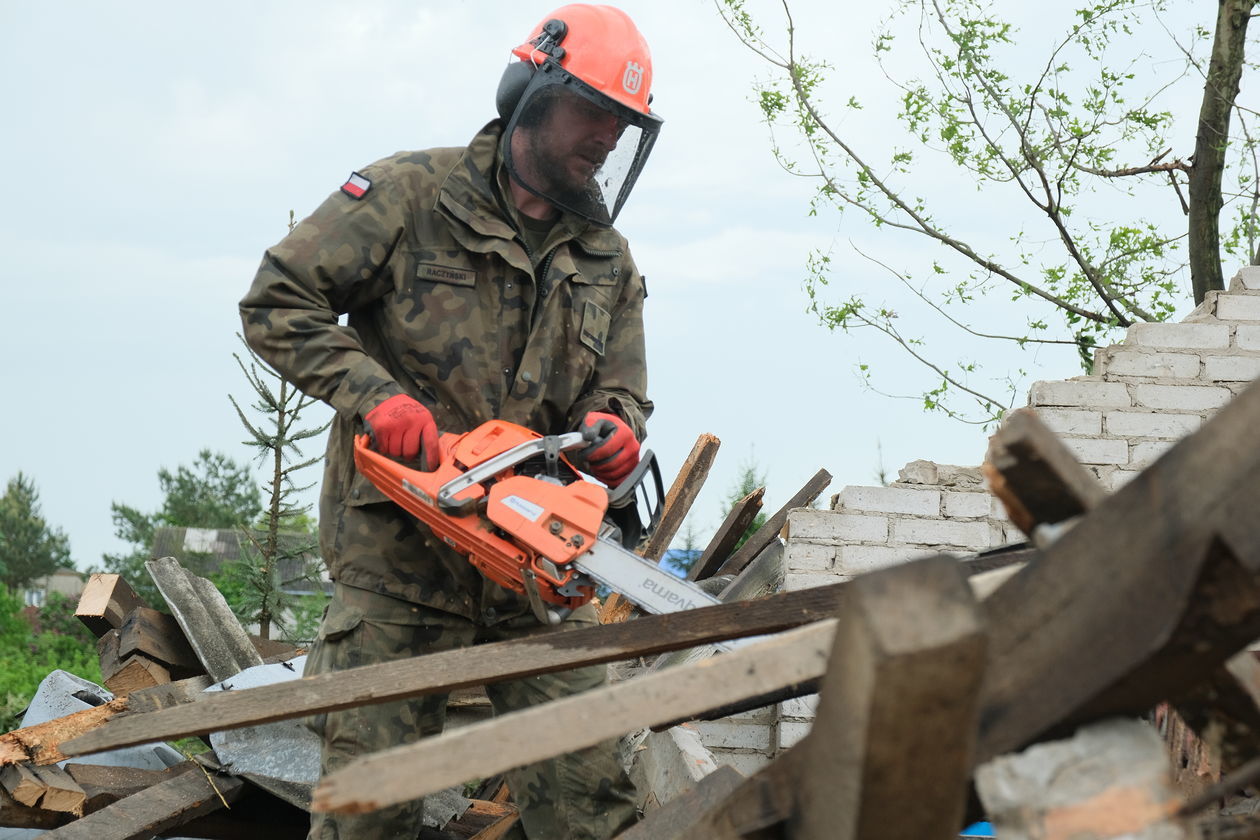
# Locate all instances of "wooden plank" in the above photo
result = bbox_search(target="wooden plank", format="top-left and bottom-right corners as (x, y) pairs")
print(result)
(714, 468), (831, 578)
(98, 627), (173, 697)
(0, 700), (128, 767)
(309, 620), (837, 816)
(146, 557), (263, 683)
(39, 762), (244, 840)
(983, 407), (1107, 535)
(640, 433), (721, 563)
(31, 764), (85, 816)
(0, 785), (66, 830)
(75, 574), (148, 639)
(688, 487), (764, 581)
(125, 674), (215, 714)
(977, 377), (1260, 762)
(64, 762), (174, 810)
(105, 655), (171, 697)
(63, 580), (849, 757)
(117, 606), (203, 676)
(617, 764), (744, 840)
(0, 762), (44, 807)
(791, 555), (986, 840)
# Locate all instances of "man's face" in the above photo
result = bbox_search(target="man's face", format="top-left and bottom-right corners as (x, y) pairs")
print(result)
(515, 89), (627, 196)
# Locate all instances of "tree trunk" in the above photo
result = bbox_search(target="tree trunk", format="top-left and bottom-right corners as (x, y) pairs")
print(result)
(1188, 0), (1255, 304)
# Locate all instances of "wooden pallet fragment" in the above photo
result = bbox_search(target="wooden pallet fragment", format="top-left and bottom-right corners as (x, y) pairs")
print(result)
(309, 619), (837, 815)
(714, 468), (831, 578)
(689, 487), (764, 581)
(63, 580), (849, 757)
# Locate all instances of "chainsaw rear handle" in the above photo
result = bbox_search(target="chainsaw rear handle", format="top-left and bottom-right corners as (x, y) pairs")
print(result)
(604, 449), (664, 549)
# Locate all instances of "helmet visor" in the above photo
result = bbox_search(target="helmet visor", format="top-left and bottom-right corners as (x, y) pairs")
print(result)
(503, 69), (661, 227)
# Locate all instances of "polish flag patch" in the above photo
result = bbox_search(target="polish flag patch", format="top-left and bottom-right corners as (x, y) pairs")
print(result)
(341, 171), (371, 199)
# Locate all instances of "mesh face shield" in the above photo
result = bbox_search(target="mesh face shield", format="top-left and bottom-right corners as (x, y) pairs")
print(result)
(503, 65), (662, 227)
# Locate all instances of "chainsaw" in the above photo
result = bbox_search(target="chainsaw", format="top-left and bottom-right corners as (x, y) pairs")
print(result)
(353, 419), (724, 625)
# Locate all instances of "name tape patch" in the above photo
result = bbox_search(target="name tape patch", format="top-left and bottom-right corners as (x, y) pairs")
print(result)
(417, 263), (477, 286)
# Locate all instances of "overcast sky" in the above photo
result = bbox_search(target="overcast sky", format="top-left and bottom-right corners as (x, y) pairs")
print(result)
(1, 1), (1211, 569)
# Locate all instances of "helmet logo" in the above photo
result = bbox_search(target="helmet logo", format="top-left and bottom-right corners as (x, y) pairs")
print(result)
(622, 61), (644, 96)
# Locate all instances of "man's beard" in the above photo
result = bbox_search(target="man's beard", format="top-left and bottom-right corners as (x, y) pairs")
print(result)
(523, 132), (604, 210)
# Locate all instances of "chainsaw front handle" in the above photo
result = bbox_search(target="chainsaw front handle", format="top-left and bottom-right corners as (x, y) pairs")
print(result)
(437, 432), (587, 515)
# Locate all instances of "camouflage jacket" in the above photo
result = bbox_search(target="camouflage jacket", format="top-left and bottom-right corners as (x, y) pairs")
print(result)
(240, 121), (652, 615)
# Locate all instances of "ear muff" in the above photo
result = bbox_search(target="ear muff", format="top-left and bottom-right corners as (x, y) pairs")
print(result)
(496, 61), (535, 121)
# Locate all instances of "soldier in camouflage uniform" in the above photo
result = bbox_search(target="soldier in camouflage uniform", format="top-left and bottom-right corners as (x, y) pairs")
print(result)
(240, 5), (664, 839)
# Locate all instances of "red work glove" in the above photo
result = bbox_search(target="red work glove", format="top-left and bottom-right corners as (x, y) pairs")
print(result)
(576, 412), (640, 486)
(364, 394), (440, 470)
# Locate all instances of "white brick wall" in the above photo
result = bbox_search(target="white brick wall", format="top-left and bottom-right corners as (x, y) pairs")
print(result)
(1132, 383), (1232, 411)
(1231, 266), (1260, 291)
(1060, 437), (1129, 466)
(1215, 294), (1260, 322)
(1236, 325), (1260, 351)
(1104, 411), (1201, 438)
(891, 518), (992, 548)
(1029, 379), (1131, 408)
(1124, 322), (1230, 350)
(1203, 355), (1260, 382)
(786, 510), (888, 542)
(835, 486), (940, 516)
(1094, 349), (1200, 380)
(737, 271), (1260, 770)
(1032, 407), (1102, 436)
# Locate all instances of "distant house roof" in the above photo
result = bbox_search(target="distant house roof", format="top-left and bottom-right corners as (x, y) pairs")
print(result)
(150, 526), (329, 595)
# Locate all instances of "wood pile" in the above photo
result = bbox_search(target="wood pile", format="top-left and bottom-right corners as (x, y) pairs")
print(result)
(9, 379), (1260, 837)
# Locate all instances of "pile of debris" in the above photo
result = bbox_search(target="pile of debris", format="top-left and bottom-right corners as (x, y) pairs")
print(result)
(8, 381), (1260, 838)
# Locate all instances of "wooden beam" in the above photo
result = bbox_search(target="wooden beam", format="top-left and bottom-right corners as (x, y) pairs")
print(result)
(30, 764), (85, 816)
(977, 378), (1260, 762)
(688, 487), (764, 581)
(39, 761), (244, 840)
(125, 674), (215, 714)
(0, 785), (66, 830)
(983, 407), (1107, 535)
(117, 606), (203, 677)
(715, 468), (831, 578)
(309, 619), (836, 815)
(99, 630), (173, 697)
(0, 700), (128, 767)
(0, 762), (44, 807)
(75, 574), (148, 638)
(63, 581), (849, 758)
(640, 433), (721, 563)
(792, 555), (986, 840)
(601, 433), (722, 622)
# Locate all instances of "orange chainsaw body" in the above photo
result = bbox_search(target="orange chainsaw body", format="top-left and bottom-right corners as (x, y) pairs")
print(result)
(353, 420), (606, 609)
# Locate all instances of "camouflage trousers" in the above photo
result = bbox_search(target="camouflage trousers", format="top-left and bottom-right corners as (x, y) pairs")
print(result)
(305, 582), (640, 840)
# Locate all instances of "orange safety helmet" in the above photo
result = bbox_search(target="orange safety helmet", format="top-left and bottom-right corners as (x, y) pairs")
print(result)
(497, 4), (663, 227)
(512, 5), (654, 116)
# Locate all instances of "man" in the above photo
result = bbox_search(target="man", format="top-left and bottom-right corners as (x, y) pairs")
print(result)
(239, 5), (661, 839)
